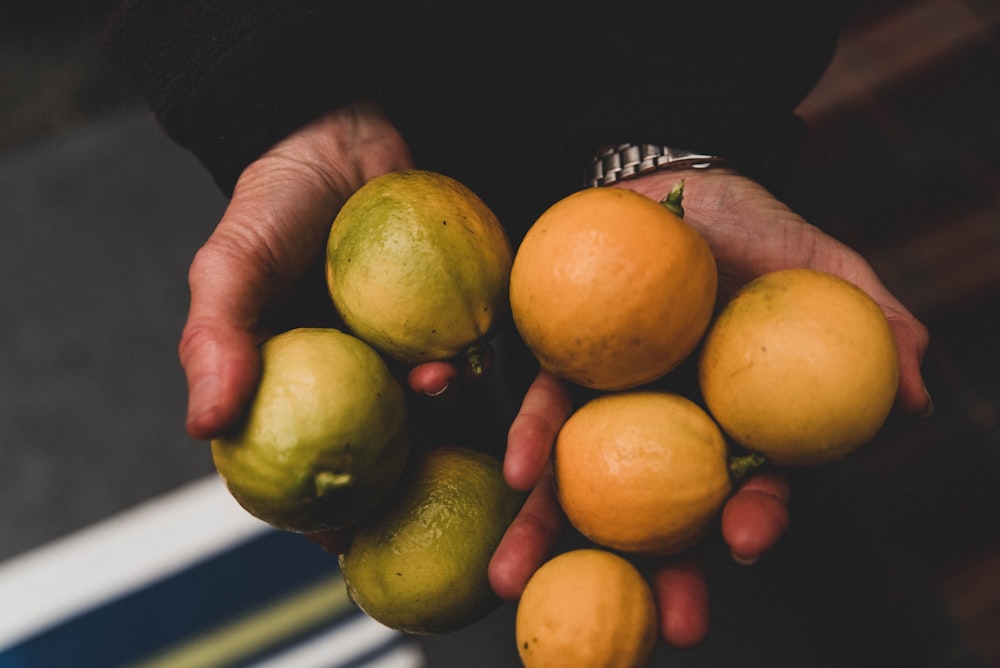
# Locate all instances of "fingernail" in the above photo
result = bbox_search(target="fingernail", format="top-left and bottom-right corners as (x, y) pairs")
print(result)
(425, 381), (449, 398)
(920, 387), (935, 418)
(732, 552), (758, 566)
(187, 375), (221, 423)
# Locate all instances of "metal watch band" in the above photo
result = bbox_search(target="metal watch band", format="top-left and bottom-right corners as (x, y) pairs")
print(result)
(588, 143), (727, 187)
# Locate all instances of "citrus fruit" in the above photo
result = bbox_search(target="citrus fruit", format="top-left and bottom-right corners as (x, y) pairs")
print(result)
(339, 445), (524, 634)
(516, 549), (657, 668)
(211, 328), (409, 533)
(325, 170), (513, 373)
(554, 391), (731, 556)
(698, 268), (900, 467)
(509, 186), (717, 390)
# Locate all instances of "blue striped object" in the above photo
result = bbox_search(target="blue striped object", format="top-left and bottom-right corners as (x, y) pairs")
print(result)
(0, 476), (425, 668)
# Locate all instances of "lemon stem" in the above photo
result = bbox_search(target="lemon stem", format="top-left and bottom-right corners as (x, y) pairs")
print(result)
(466, 344), (486, 377)
(660, 180), (685, 218)
(728, 452), (767, 481)
(315, 470), (353, 496)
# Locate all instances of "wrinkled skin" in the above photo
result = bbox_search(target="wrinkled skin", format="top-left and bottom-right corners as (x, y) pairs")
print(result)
(179, 102), (931, 648)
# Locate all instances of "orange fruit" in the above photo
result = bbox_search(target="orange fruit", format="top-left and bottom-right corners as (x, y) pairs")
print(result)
(516, 548), (657, 668)
(553, 391), (731, 556)
(509, 186), (717, 390)
(698, 268), (900, 466)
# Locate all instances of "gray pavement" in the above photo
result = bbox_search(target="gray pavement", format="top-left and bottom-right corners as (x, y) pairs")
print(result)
(1, 111), (225, 560)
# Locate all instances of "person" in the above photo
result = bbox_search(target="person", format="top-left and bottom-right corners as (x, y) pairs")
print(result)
(86, 0), (931, 649)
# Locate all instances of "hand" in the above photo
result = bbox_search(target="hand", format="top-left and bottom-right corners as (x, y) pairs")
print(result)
(489, 169), (931, 648)
(178, 101), (457, 441)
(622, 169), (931, 416)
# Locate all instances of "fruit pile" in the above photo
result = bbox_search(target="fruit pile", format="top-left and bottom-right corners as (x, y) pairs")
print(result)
(509, 184), (900, 667)
(208, 169), (901, 665)
(510, 185), (900, 552)
(212, 170), (523, 635)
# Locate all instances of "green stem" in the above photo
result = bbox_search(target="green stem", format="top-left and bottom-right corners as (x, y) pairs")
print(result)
(728, 452), (767, 481)
(660, 180), (686, 218)
(466, 344), (486, 378)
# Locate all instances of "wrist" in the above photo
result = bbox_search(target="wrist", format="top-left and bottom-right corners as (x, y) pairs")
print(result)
(587, 143), (728, 188)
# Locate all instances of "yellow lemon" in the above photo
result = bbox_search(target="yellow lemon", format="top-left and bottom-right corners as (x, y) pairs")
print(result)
(339, 446), (524, 634)
(211, 328), (409, 532)
(326, 170), (513, 373)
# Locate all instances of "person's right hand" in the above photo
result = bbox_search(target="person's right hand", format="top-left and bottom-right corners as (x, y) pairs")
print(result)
(178, 101), (454, 442)
(490, 168), (932, 648)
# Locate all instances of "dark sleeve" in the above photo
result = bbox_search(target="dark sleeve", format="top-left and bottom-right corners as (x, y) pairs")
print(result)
(85, 1), (858, 198)
(85, 0), (416, 194)
(559, 2), (863, 192)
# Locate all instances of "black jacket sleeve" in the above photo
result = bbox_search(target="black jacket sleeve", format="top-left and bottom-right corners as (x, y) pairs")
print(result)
(86, 1), (858, 220)
(86, 0), (418, 194)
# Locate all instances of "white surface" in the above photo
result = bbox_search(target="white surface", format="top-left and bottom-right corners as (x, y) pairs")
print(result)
(250, 613), (425, 668)
(0, 474), (269, 649)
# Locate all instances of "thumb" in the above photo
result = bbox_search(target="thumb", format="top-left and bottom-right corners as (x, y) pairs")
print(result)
(179, 313), (261, 441)
(178, 168), (337, 440)
(179, 225), (269, 440)
(177, 105), (414, 440)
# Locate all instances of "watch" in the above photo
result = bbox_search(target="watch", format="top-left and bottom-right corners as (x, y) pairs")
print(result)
(588, 143), (727, 187)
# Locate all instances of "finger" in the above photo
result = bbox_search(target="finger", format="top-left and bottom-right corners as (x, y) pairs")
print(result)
(181, 207), (331, 440)
(180, 153), (347, 440)
(885, 310), (932, 416)
(488, 468), (566, 600)
(505, 370), (574, 491)
(179, 310), (261, 441)
(721, 473), (790, 565)
(179, 230), (273, 440)
(407, 361), (459, 396)
(650, 555), (710, 648)
(823, 253), (932, 417)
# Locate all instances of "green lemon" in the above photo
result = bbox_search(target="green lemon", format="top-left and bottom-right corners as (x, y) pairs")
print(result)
(339, 445), (525, 634)
(211, 328), (410, 533)
(325, 170), (513, 373)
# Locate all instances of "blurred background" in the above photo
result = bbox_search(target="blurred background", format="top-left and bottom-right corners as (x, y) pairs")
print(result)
(2, 0), (998, 666)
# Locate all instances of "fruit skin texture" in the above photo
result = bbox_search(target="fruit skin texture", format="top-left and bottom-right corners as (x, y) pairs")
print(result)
(554, 391), (731, 556)
(211, 328), (409, 533)
(516, 549), (657, 668)
(509, 187), (717, 390)
(339, 446), (525, 635)
(326, 170), (513, 368)
(698, 268), (900, 467)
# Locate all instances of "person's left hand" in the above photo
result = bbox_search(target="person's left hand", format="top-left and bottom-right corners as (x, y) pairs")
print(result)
(179, 102), (466, 443)
(178, 102), (495, 555)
